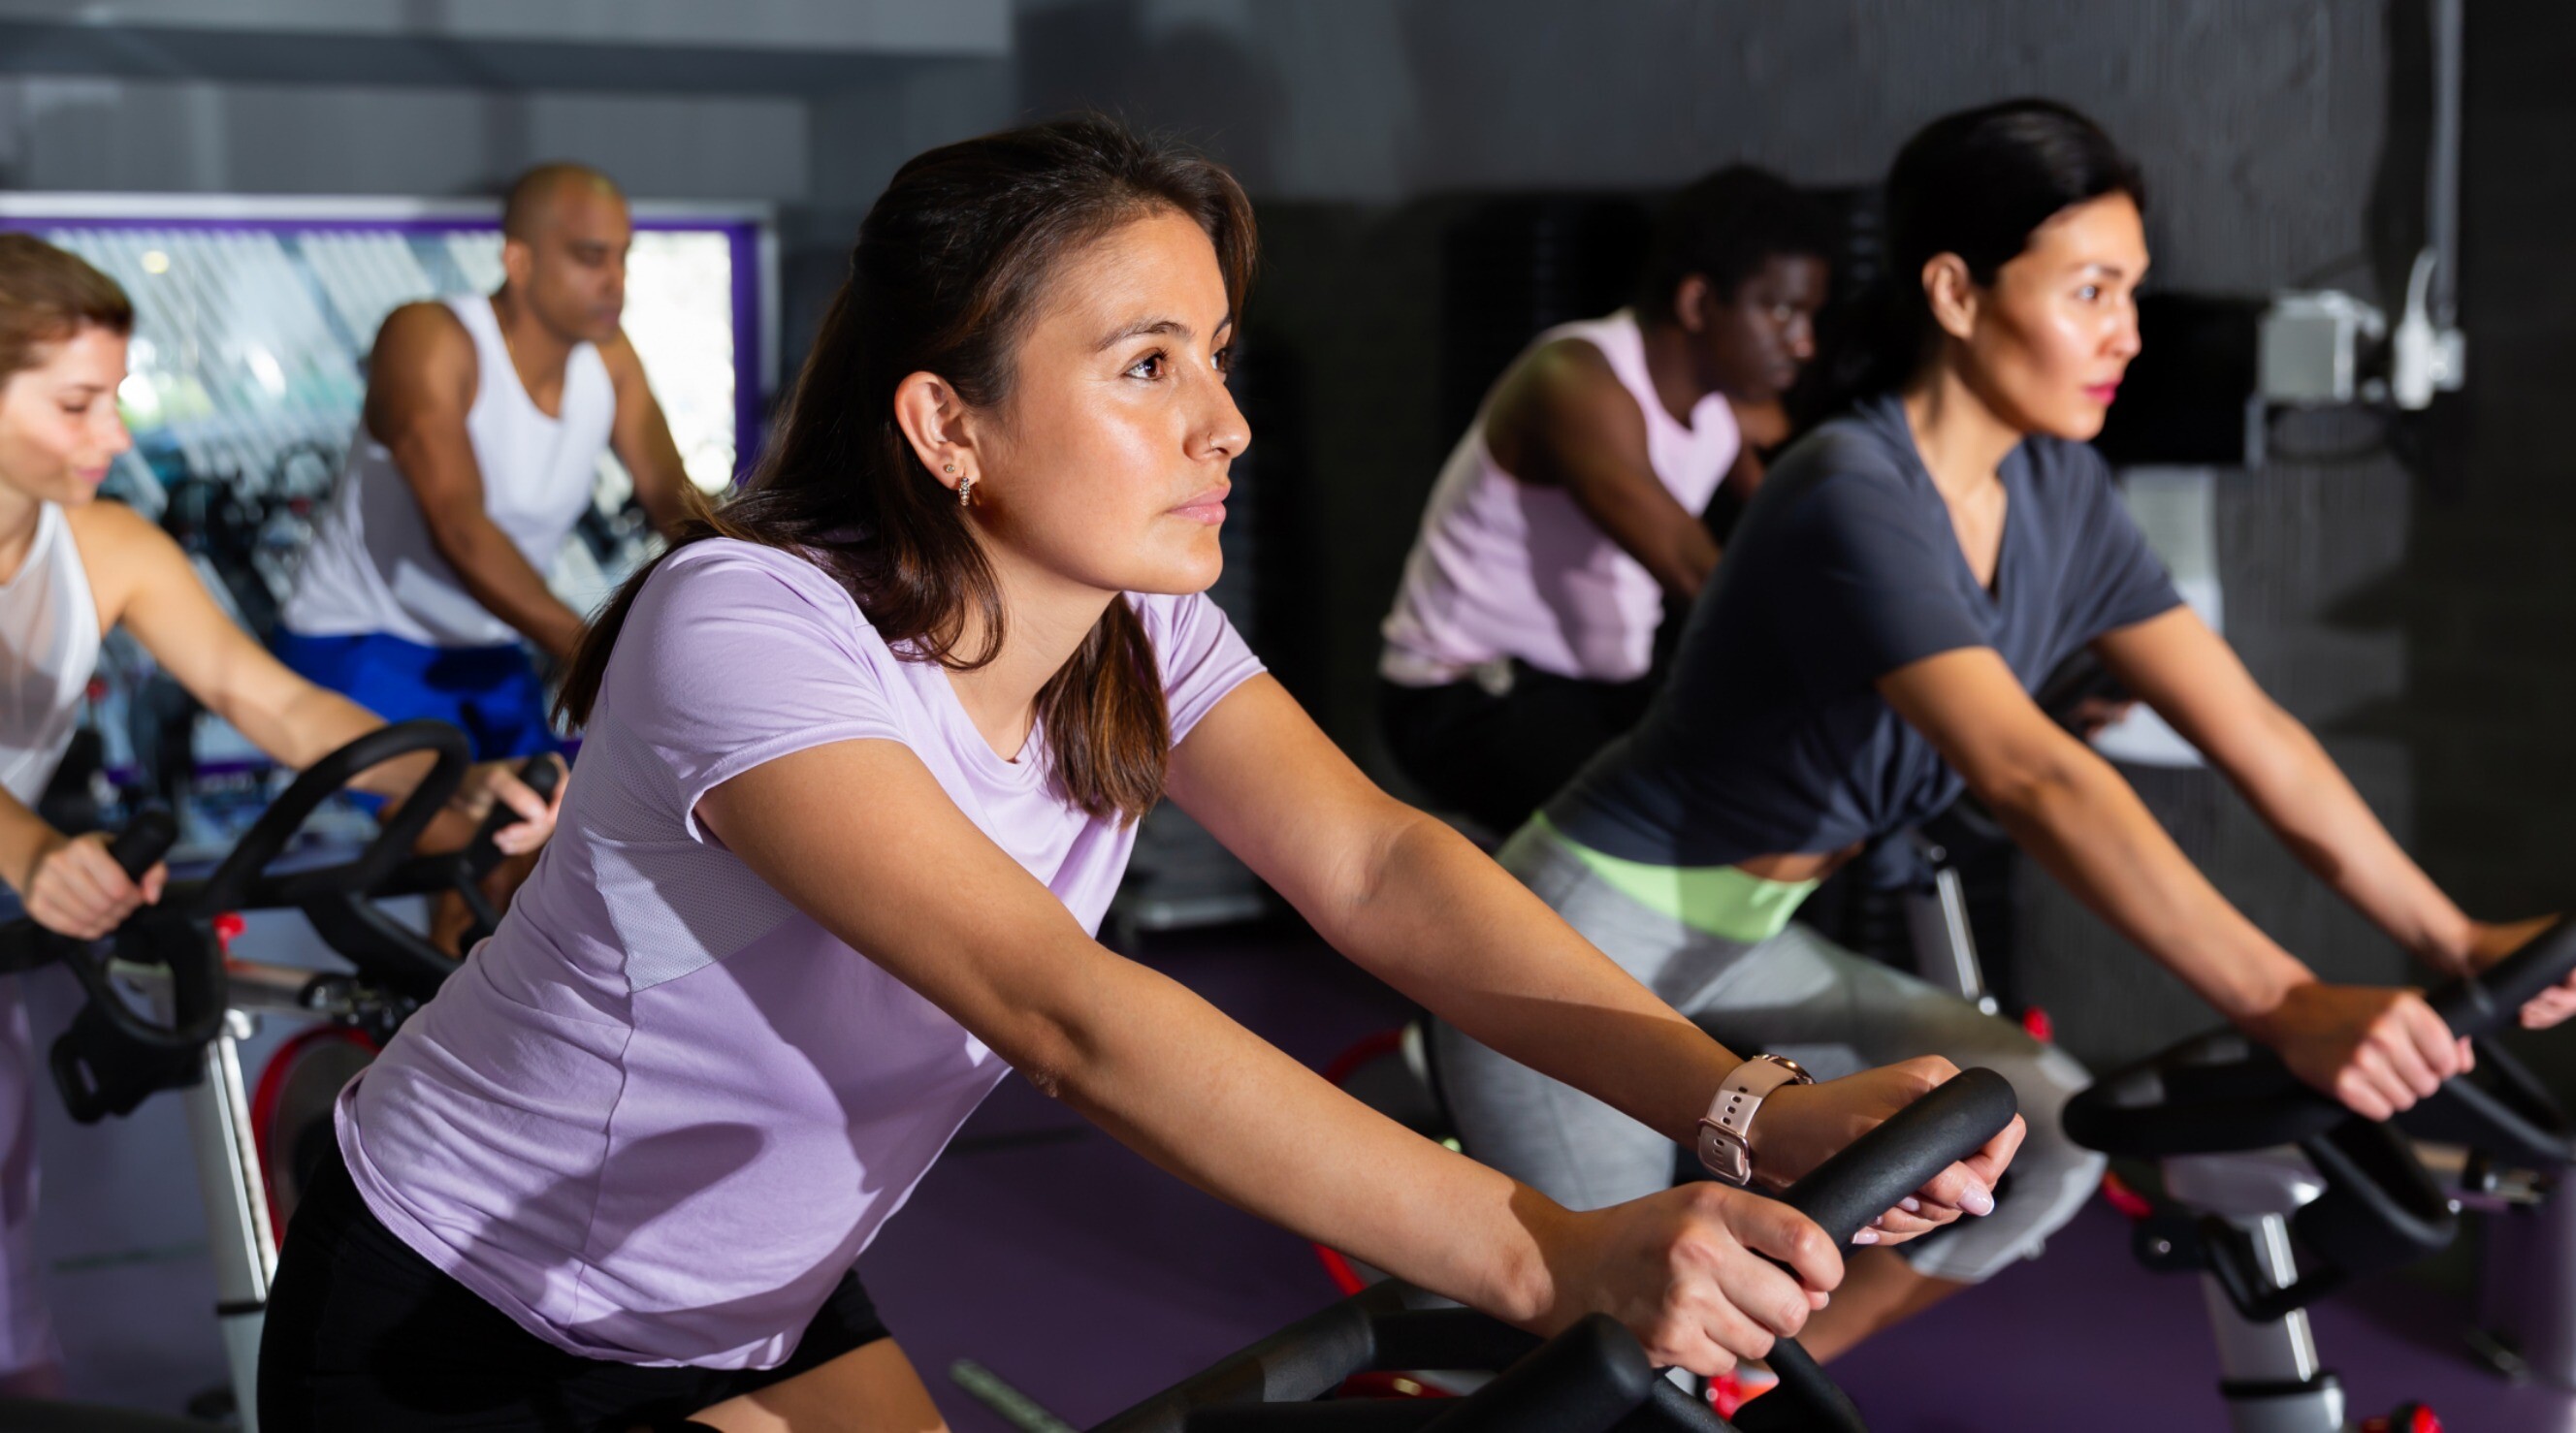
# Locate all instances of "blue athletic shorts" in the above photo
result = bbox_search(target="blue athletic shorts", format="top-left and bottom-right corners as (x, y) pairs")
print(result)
(271, 628), (562, 762)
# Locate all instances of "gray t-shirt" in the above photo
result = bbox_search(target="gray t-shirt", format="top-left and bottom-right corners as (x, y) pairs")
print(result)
(1549, 392), (2182, 867)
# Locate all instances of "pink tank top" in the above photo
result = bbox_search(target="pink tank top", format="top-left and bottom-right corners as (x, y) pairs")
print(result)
(1379, 309), (1742, 685)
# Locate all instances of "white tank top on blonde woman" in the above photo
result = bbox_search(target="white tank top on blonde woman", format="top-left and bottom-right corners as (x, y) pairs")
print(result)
(0, 501), (99, 807)
(1379, 308), (1742, 685)
(282, 294), (613, 650)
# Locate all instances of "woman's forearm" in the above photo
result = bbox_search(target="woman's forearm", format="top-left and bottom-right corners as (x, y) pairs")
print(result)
(1042, 944), (1560, 1322)
(232, 684), (436, 802)
(2217, 705), (2474, 969)
(249, 686), (385, 775)
(1304, 810), (1740, 1146)
(1984, 749), (2316, 1025)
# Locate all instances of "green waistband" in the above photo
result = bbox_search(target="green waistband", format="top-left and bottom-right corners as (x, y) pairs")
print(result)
(1534, 814), (1818, 944)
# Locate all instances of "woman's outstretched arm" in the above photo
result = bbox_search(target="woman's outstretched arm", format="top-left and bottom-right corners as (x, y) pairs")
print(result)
(84, 501), (558, 849)
(1880, 638), (2474, 1117)
(2093, 606), (2568, 1021)
(1162, 673), (2016, 1226)
(700, 734), (1844, 1377)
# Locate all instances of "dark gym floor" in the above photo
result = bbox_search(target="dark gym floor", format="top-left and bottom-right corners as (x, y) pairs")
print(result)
(858, 922), (2576, 1433)
(32, 916), (2576, 1430)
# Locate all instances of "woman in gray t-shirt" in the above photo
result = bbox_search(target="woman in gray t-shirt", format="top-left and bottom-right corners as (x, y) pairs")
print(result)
(1438, 99), (2575, 1366)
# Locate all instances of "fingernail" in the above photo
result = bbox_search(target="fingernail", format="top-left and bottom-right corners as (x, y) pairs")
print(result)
(1900, 1197), (1921, 1213)
(1962, 1183), (1995, 1216)
(1852, 1228), (1880, 1245)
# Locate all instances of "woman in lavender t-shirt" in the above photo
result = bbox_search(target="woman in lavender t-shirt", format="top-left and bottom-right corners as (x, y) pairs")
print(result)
(258, 118), (2022, 1433)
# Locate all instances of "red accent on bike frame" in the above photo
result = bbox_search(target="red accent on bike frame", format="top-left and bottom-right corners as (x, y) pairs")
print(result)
(2099, 1169), (2156, 1221)
(2019, 1005), (2055, 1043)
(213, 912), (246, 954)
(1332, 1371), (1454, 1400)
(1709, 1369), (1777, 1417)
(247, 1024), (378, 1233)
(1320, 1028), (1408, 1088)
(1312, 1242), (1368, 1296)
(1310, 1030), (1415, 1294)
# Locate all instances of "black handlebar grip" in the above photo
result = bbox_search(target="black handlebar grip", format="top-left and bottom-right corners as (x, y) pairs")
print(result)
(1779, 1067), (2019, 1247)
(107, 810), (177, 880)
(473, 754), (560, 844)
(2426, 917), (2576, 1040)
(1417, 1314), (1656, 1433)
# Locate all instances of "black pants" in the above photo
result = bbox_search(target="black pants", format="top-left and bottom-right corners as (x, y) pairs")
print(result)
(1377, 666), (1657, 838)
(258, 1147), (892, 1432)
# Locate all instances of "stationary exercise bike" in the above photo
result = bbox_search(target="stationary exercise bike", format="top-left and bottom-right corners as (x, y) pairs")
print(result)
(2065, 919), (2576, 1433)
(1095, 1067), (2018, 1433)
(0, 720), (557, 1432)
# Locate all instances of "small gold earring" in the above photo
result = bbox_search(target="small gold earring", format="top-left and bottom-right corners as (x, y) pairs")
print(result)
(943, 462), (956, 474)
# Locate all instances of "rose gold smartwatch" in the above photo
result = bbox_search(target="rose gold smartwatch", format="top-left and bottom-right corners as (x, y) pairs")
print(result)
(1696, 1054), (1815, 1187)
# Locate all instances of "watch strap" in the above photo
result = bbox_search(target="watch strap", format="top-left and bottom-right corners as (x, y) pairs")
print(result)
(1695, 1055), (1811, 1186)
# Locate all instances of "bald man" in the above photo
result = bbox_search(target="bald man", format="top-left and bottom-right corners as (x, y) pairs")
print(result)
(276, 163), (690, 762)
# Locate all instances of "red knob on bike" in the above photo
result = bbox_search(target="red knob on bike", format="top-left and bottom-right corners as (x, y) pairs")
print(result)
(214, 911), (246, 954)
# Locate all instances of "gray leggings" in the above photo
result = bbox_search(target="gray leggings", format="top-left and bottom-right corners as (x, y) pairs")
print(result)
(1431, 822), (2103, 1285)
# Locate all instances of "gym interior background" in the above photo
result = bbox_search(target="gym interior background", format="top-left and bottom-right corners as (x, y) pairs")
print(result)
(7, 2), (2576, 1430)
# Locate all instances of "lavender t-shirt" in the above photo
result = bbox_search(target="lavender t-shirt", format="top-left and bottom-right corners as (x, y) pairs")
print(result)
(336, 539), (1264, 1369)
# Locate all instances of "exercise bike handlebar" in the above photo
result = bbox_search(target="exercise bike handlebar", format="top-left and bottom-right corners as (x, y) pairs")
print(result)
(1088, 1067), (2021, 1433)
(2069, 917), (2576, 1161)
(9, 723), (520, 1099)
(105, 809), (180, 882)
(1731, 1067), (2019, 1433)
(2424, 915), (2576, 1040)
(0, 808), (179, 974)
(1781, 1067), (2019, 1246)
(207, 717), (470, 911)
(469, 749), (563, 855)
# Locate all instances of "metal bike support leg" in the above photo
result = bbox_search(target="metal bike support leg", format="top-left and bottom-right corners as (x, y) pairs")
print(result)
(2199, 1213), (2345, 1433)
(183, 1009), (275, 1433)
(2161, 1151), (2349, 1433)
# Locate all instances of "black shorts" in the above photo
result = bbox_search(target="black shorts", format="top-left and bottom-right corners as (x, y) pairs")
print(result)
(258, 1144), (892, 1432)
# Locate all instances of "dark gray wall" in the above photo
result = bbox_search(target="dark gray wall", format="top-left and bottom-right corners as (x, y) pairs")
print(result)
(1014, 0), (2386, 288)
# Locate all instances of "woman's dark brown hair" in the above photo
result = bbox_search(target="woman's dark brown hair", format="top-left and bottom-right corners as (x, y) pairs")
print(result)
(0, 234), (134, 382)
(559, 115), (1256, 823)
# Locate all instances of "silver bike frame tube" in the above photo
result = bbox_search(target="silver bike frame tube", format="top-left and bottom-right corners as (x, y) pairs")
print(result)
(184, 1009), (273, 1433)
(1902, 838), (1997, 1015)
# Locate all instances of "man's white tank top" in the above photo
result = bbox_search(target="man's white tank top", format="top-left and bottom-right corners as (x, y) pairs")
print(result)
(282, 295), (613, 649)
(1380, 309), (1742, 685)
(0, 502), (99, 806)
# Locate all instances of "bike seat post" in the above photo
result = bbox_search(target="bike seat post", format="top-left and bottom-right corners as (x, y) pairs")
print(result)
(2164, 1151), (2344, 1432)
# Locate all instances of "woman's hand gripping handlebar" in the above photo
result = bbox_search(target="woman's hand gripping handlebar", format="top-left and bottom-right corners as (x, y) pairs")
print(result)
(14, 811), (178, 941)
(1523, 1064), (2020, 1384)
